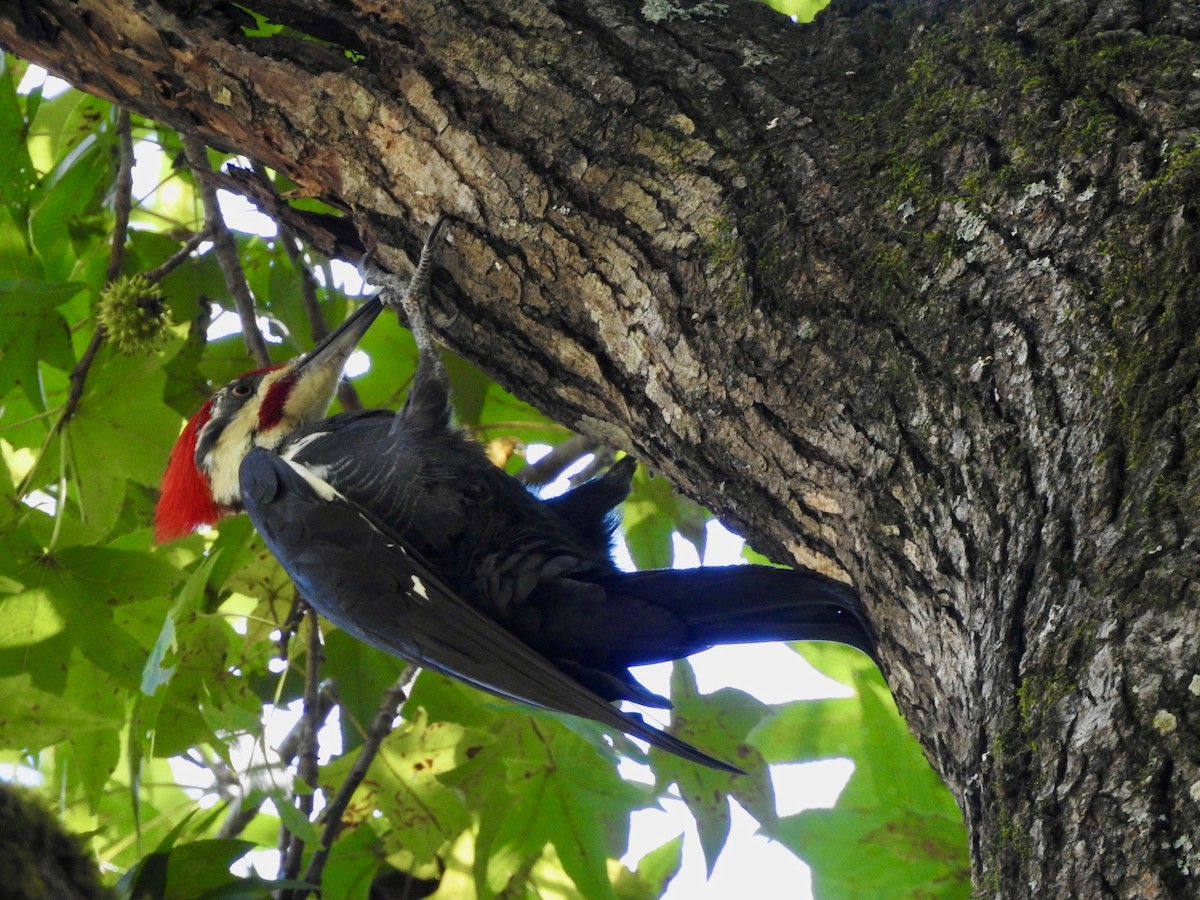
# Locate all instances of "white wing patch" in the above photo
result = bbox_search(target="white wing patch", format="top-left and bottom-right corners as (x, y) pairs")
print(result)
(284, 458), (344, 501)
(411, 576), (430, 600)
(282, 431), (331, 460)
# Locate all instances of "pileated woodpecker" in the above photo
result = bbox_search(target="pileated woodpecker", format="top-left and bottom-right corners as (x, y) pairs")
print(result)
(155, 220), (877, 772)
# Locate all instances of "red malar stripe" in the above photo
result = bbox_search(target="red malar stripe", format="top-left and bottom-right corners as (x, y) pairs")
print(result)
(258, 370), (296, 431)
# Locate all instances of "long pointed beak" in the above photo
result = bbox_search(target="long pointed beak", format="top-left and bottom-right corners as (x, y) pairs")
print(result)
(290, 294), (385, 379)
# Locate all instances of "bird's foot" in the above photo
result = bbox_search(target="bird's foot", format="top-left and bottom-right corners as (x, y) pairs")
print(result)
(359, 217), (450, 352)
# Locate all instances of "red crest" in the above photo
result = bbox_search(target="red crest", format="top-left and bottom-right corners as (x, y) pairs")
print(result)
(155, 398), (222, 542)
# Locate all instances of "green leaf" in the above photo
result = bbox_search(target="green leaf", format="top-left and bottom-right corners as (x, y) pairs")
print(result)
(161, 839), (257, 900)
(47, 544), (182, 605)
(272, 790), (322, 845)
(0, 672), (116, 749)
(198, 876), (316, 899)
(144, 553), (259, 758)
(482, 735), (626, 900)
(749, 693), (870, 762)
(408, 672), (648, 898)
(2, 543), (177, 690)
(406, 668), (503, 731)
(622, 467), (676, 569)
(797, 641), (875, 691)
(26, 81), (110, 170)
(28, 120), (114, 280)
(0, 280), (80, 407)
(755, 650), (971, 899)
(0, 588), (67, 647)
(446, 350), (569, 448)
(62, 348), (182, 538)
(621, 463), (714, 568)
(0, 58), (37, 210)
(140, 552), (219, 703)
(142, 605), (178, 695)
(322, 628), (408, 753)
(759, 0), (830, 23)
(322, 708), (472, 865)
(771, 806), (970, 900)
(318, 822), (382, 900)
(651, 660), (774, 875)
(60, 649), (124, 810)
(614, 834), (684, 900)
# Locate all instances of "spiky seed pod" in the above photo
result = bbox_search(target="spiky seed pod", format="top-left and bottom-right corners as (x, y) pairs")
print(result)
(97, 275), (173, 355)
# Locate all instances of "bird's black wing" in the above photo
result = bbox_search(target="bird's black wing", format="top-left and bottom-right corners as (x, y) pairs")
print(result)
(239, 446), (740, 773)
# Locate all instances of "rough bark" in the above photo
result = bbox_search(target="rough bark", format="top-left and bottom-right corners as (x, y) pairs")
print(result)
(4, 0), (1199, 894)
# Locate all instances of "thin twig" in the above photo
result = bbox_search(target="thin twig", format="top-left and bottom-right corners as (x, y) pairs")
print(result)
(515, 434), (599, 486)
(144, 225), (213, 285)
(216, 683), (337, 841)
(281, 606), (323, 884)
(567, 444), (619, 486)
(56, 109), (136, 433)
(277, 683), (338, 764)
(183, 134), (271, 367)
(298, 607), (323, 793)
(105, 108), (134, 284)
(296, 676), (410, 897)
(276, 593), (307, 665)
(184, 746), (241, 801)
(250, 163), (330, 342)
(56, 330), (106, 438)
(212, 163), (367, 262)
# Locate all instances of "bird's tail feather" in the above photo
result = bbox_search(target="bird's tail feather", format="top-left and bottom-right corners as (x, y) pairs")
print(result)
(611, 565), (877, 664)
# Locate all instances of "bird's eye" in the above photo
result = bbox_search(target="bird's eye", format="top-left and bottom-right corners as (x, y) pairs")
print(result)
(232, 383), (252, 397)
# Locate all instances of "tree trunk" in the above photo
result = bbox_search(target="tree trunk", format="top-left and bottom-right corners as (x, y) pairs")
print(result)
(4, 0), (1198, 894)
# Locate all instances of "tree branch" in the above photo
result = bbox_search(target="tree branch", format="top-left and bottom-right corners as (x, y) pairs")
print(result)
(183, 134), (272, 368)
(105, 108), (134, 285)
(514, 434), (598, 487)
(296, 675), (410, 898)
(57, 108), (136, 434)
(280, 606), (323, 885)
(144, 226), (213, 285)
(216, 683), (337, 841)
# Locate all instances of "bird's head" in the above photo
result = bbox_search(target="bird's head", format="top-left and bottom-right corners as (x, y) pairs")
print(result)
(154, 296), (385, 542)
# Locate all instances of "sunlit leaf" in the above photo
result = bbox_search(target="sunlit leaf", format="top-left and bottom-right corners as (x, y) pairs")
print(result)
(28, 113), (114, 280)
(324, 709), (473, 864)
(756, 649), (972, 898)
(760, 0), (830, 22)
(650, 660), (772, 875)
(0, 672), (116, 748)
(0, 588), (66, 646)
(614, 834), (684, 900)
